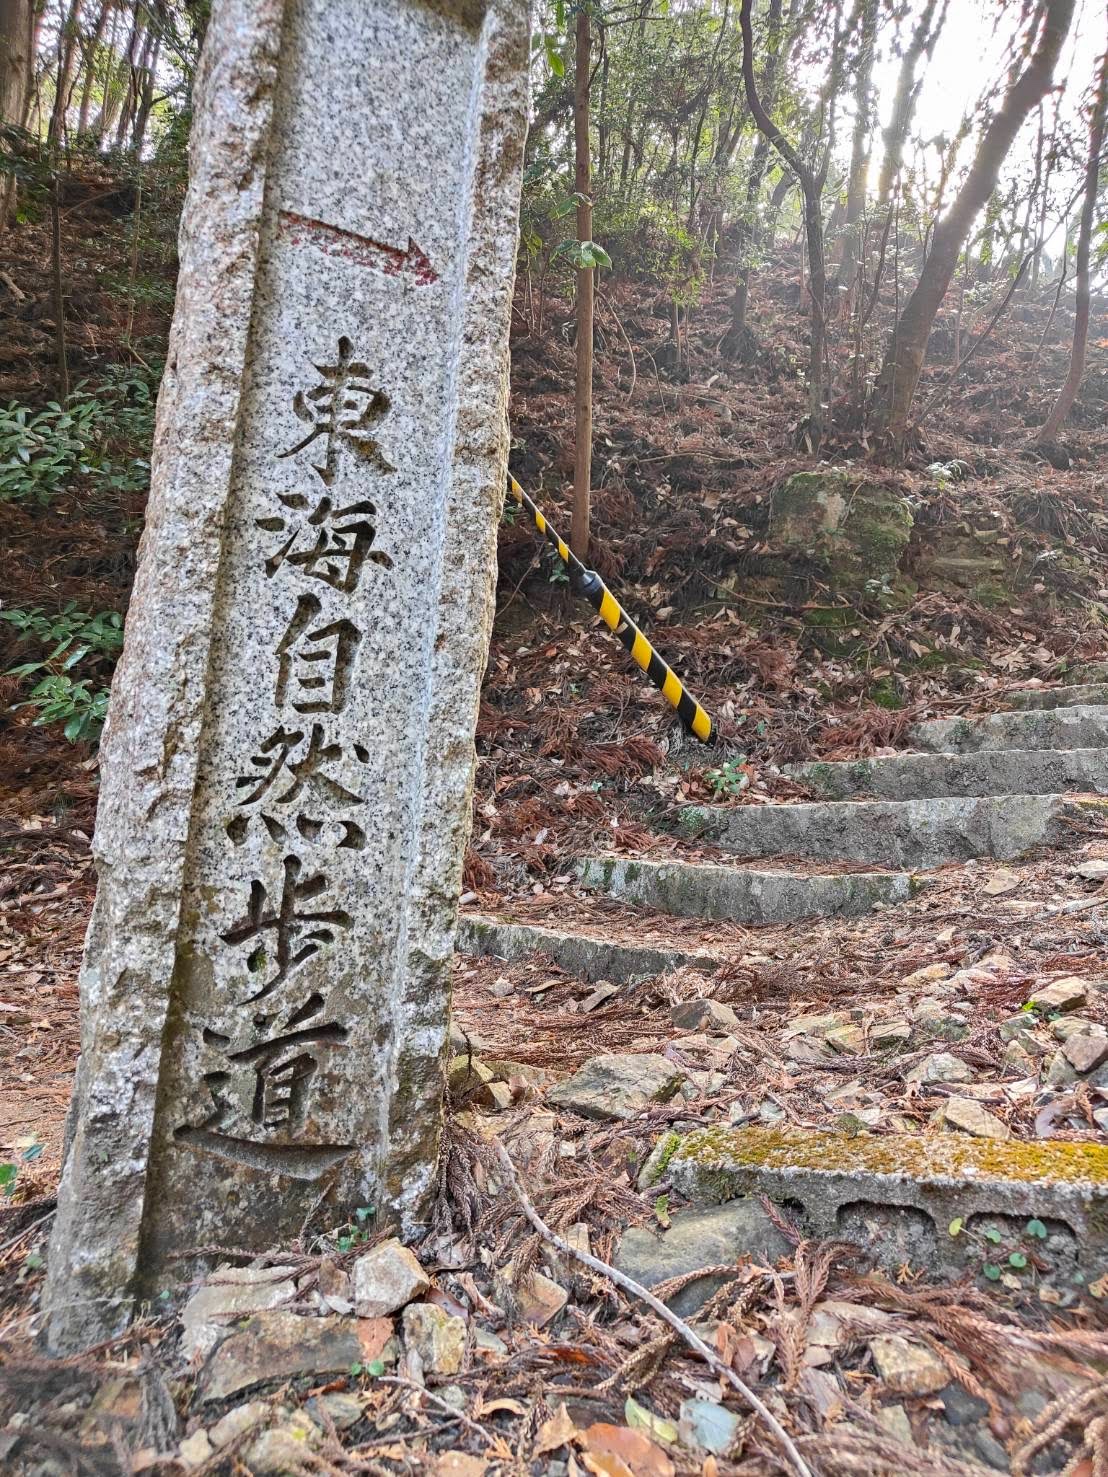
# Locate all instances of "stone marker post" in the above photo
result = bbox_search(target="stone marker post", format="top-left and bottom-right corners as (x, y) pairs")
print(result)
(44, 0), (528, 1352)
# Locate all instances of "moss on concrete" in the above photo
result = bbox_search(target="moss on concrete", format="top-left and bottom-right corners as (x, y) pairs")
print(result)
(673, 1125), (1108, 1187)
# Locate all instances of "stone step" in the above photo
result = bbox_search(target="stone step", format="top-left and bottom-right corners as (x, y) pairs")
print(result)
(785, 748), (1108, 802)
(576, 855), (915, 923)
(668, 1124), (1108, 1283)
(910, 705), (1108, 754)
(679, 793), (1108, 869)
(456, 913), (723, 983)
(1006, 683), (1108, 710)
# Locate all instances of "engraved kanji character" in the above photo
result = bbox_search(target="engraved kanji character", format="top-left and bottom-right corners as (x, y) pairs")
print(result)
(174, 997), (352, 1167)
(221, 854), (351, 1002)
(227, 723), (368, 851)
(279, 336), (393, 485)
(275, 594), (360, 714)
(256, 491), (393, 591)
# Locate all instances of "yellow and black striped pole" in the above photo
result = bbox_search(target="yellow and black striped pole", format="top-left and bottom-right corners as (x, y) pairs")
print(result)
(506, 475), (712, 743)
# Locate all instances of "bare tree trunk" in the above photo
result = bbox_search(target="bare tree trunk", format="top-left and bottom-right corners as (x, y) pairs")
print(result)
(723, 0), (782, 356)
(1037, 43), (1108, 443)
(129, 15), (158, 154)
(0, 0), (36, 226)
(113, 2), (144, 150)
(877, 0), (946, 211)
(833, 0), (877, 294)
(49, 0), (86, 152)
(571, 6), (593, 560)
(76, 0), (112, 137)
(737, 0), (826, 444)
(873, 0), (1075, 455)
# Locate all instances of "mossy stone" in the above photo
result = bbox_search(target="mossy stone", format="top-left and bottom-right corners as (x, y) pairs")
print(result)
(770, 469), (913, 591)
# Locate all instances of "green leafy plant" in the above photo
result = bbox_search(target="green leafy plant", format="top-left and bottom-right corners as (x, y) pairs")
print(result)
(0, 399), (101, 505)
(705, 755), (749, 796)
(335, 1205), (375, 1253)
(2, 604), (123, 743)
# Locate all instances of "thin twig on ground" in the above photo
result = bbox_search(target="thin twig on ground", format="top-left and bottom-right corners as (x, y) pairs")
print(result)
(492, 1137), (814, 1477)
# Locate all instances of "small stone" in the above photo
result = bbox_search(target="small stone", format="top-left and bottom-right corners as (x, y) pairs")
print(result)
(999, 1014), (1035, 1042)
(1051, 1016), (1102, 1041)
(869, 1335), (950, 1396)
(1064, 1035), (1108, 1074)
(1093, 1108), (1108, 1133)
(1028, 978), (1089, 1013)
(473, 1326), (508, 1357)
(435, 1454), (488, 1477)
(982, 869), (1020, 896)
(510, 1267), (568, 1328)
(874, 1404), (913, 1443)
(637, 1130), (681, 1190)
(1002, 1040), (1037, 1075)
(580, 983), (619, 1012)
(939, 1097), (1010, 1140)
(210, 1401), (271, 1449)
(199, 1313), (366, 1403)
(616, 1202), (790, 1317)
(179, 1430), (214, 1468)
(244, 1411), (321, 1475)
(900, 963), (952, 989)
(913, 1052), (973, 1084)
(942, 1384), (989, 1428)
(352, 1239), (429, 1318)
(447, 1054), (498, 1104)
(402, 1302), (466, 1375)
(1044, 1050), (1078, 1087)
(180, 1263), (298, 1361)
(1076, 860), (1108, 881)
(305, 1393), (364, 1432)
(825, 1024), (865, 1055)
(871, 1019), (911, 1049)
(547, 1054), (685, 1121)
(678, 1398), (742, 1456)
(485, 1081), (514, 1111)
(669, 999), (739, 1032)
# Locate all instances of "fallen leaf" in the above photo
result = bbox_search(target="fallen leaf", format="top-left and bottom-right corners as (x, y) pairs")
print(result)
(435, 1455), (487, 1477)
(582, 1423), (676, 1477)
(535, 1402), (580, 1456)
(624, 1396), (678, 1445)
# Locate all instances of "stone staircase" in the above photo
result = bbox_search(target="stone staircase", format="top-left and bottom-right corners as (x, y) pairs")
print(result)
(456, 683), (1108, 1279)
(462, 687), (1108, 949)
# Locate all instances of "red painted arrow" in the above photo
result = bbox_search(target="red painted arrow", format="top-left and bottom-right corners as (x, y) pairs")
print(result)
(277, 209), (437, 286)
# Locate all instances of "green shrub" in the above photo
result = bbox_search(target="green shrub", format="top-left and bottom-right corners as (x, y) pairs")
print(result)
(2, 604), (123, 743)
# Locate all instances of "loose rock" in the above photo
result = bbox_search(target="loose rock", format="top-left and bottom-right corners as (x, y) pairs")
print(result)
(199, 1313), (366, 1403)
(402, 1302), (466, 1375)
(1028, 978), (1089, 1013)
(180, 1264), (298, 1361)
(352, 1238), (429, 1318)
(616, 1201), (790, 1316)
(939, 1098), (1011, 1140)
(669, 998), (739, 1032)
(547, 1053), (685, 1121)
(869, 1334), (950, 1396)
(1063, 1034), (1108, 1074)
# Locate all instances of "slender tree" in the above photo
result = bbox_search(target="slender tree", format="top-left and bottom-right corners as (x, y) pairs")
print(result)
(872, 0), (1076, 454)
(737, 0), (830, 444)
(1037, 42), (1108, 443)
(571, 4), (593, 559)
(0, 0), (37, 226)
